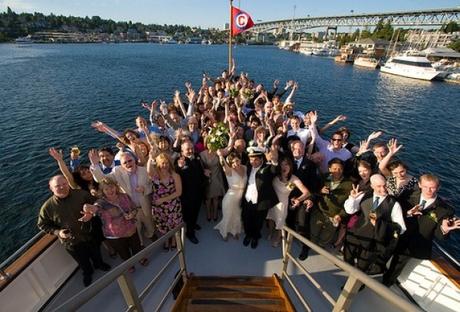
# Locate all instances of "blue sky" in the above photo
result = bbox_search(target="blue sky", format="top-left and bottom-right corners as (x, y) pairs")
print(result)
(1, 0), (459, 28)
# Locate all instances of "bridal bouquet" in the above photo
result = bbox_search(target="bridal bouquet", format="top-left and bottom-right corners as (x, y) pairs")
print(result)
(207, 122), (229, 151)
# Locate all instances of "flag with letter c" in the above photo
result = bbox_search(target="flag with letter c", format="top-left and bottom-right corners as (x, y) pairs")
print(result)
(231, 6), (254, 36)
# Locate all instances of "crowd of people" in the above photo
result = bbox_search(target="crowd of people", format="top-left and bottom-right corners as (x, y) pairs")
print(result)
(38, 64), (460, 288)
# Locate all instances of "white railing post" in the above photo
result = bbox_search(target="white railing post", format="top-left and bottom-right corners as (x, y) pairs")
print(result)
(333, 275), (362, 312)
(281, 230), (293, 279)
(175, 228), (188, 284)
(117, 273), (144, 312)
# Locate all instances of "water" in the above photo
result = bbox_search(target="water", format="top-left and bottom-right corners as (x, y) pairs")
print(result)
(0, 43), (459, 263)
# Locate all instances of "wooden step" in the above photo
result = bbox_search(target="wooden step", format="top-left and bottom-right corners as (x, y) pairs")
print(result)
(190, 276), (276, 287)
(186, 298), (288, 312)
(171, 275), (296, 312)
(190, 285), (279, 299)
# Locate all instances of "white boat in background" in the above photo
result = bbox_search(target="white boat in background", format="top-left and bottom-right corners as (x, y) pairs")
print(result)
(299, 48), (313, 55)
(312, 47), (329, 56)
(380, 54), (443, 81)
(354, 55), (380, 69)
(15, 35), (33, 44)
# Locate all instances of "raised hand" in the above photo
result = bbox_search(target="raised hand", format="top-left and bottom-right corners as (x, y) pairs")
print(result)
(350, 184), (364, 199)
(91, 120), (106, 132)
(88, 149), (100, 166)
(367, 130), (383, 142)
(387, 138), (403, 155)
(357, 140), (369, 155)
(308, 111), (318, 124)
(273, 79), (280, 89)
(332, 115), (347, 124)
(49, 147), (64, 161)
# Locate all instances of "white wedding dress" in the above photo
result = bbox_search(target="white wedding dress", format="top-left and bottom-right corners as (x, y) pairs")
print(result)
(214, 169), (247, 239)
(267, 175), (299, 230)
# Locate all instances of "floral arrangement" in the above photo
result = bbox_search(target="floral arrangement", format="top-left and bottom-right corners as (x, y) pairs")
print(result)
(229, 88), (239, 98)
(429, 211), (438, 223)
(242, 88), (254, 100)
(207, 122), (229, 151)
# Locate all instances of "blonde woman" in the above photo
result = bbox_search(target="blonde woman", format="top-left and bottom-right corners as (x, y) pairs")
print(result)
(150, 153), (182, 250)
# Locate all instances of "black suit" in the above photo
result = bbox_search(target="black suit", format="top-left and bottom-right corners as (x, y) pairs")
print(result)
(175, 155), (206, 237)
(383, 189), (454, 285)
(242, 161), (279, 240)
(286, 157), (319, 237)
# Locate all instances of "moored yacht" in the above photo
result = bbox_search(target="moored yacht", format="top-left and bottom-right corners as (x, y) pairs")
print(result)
(354, 55), (380, 69)
(380, 54), (443, 81)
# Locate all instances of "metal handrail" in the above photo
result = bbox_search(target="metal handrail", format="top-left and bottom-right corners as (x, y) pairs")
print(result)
(52, 223), (186, 312)
(0, 231), (45, 272)
(281, 226), (421, 312)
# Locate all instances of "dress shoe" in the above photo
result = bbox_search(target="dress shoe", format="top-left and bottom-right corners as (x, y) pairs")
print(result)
(187, 235), (199, 244)
(243, 236), (251, 246)
(251, 239), (258, 249)
(298, 247), (309, 261)
(83, 275), (93, 287)
(195, 224), (201, 230)
(96, 262), (111, 271)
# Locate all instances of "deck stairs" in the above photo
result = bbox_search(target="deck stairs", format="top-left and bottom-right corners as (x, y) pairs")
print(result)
(171, 274), (296, 312)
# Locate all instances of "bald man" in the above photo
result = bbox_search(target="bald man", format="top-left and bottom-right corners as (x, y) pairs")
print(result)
(343, 174), (406, 275)
(38, 175), (110, 287)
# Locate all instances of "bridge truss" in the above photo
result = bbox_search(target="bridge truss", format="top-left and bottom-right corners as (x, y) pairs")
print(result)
(251, 8), (460, 33)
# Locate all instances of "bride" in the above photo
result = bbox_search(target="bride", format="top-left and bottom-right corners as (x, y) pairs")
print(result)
(214, 150), (247, 240)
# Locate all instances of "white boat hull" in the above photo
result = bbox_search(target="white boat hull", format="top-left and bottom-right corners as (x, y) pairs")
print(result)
(380, 65), (441, 81)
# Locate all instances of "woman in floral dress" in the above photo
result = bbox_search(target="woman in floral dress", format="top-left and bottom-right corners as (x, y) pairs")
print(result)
(150, 153), (183, 250)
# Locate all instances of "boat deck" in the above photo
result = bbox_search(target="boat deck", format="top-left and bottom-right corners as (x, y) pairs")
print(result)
(43, 212), (409, 311)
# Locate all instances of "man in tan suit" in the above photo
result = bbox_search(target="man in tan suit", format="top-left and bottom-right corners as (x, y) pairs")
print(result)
(89, 150), (155, 244)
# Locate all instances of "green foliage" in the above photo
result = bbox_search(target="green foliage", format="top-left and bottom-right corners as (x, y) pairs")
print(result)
(0, 7), (227, 42)
(442, 21), (459, 34)
(373, 20), (393, 40)
(448, 40), (460, 52)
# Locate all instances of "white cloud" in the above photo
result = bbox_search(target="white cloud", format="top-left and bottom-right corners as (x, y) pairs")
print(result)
(0, 0), (36, 12)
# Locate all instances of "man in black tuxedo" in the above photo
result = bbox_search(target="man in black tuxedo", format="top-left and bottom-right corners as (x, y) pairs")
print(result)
(382, 174), (460, 286)
(242, 146), (279, 249)
(287, 140), (319, 260)
(175, 141), (207, 244)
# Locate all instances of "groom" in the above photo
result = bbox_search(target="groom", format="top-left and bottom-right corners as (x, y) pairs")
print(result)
(242, 146), (279, 249)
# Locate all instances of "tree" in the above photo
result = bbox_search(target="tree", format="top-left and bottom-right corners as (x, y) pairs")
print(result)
(448, 40), (460, 52)
(443, 21), (459, 33)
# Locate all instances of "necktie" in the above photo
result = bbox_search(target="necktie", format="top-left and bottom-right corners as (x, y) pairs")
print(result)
(372, 197), (379, 211)
(419, 199), (427, 210)
(297, 159), (301, 169)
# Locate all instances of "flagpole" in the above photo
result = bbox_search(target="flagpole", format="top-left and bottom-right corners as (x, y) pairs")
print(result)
(228, 0), (233, 73)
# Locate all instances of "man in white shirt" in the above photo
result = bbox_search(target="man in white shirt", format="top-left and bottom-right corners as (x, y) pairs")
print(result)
(383, 174), (460, 286)
(309, 111), (352, 174)
(242, 146), (279, 249)
(343, 174), (406, 274)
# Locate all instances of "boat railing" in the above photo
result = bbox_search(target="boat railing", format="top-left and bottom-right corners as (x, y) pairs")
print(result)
(0, 231), (46, 282)
(52, 223), (187, 312)
(280, 226), (421, 312)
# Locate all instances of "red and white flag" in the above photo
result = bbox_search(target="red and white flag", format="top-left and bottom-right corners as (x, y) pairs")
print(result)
(231, 6), (254, 36)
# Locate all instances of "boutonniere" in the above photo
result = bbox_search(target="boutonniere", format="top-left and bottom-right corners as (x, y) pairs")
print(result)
(196, 156), (201, 161)
(429, 211), (437, 223)
(301, 165), (306, 170)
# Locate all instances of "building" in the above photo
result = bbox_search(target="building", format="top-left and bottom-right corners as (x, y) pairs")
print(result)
(348, 38), (389, 58)
(406, 30), (460, 49)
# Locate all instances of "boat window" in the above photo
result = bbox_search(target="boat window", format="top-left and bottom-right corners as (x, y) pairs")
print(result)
(392, 59), (432, 67)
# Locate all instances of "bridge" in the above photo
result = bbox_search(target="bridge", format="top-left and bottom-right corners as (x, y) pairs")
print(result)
(252, 7), (460, 33)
